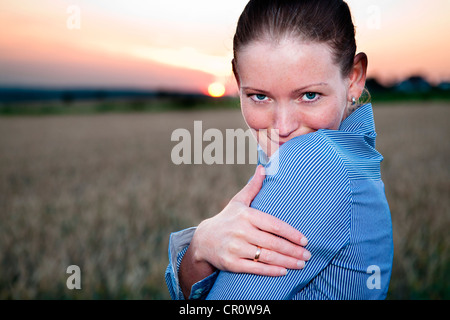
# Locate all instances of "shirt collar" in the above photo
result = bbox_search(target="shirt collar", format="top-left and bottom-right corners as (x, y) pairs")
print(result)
(257, 103), (377, 166)
(257, 144), (270, 166)
(339, 103), (375, 135)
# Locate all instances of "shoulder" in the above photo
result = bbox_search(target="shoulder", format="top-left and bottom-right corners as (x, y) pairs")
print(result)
(268, 131), (348, 183)
(255, 132), (352, 228)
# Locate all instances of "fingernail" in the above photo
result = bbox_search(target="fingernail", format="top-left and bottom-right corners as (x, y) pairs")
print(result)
(297, 260), (305, 269)
(280, 268), (287, 276)
(300, 237), (308, 246)
(303, 251), (311, 261)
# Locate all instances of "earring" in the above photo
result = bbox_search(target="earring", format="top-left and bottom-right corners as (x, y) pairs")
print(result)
(351, 97), (356, 105)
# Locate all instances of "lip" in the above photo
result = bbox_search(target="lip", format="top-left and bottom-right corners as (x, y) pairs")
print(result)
(266, 134), (291, 147)
(267, 136), (288, 146)
(267, 137), (286, 146)
(275, 131), (315, 146)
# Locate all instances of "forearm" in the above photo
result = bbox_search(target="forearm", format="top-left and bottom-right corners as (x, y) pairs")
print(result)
(179, 244), (217, 299)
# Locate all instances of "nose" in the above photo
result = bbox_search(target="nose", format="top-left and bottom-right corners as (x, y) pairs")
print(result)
(274, 107), (298, 138)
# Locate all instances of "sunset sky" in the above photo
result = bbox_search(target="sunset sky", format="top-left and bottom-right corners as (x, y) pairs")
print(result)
(1, 0), (449, 96)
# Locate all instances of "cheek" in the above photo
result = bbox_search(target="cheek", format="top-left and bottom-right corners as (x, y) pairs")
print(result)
(241, 104), (272, 130)
(307, 104), (346, 130)
(307, 83), (348, 130)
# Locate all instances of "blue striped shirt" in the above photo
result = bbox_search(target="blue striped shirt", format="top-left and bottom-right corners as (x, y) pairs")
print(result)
(165, 103), (393, 300)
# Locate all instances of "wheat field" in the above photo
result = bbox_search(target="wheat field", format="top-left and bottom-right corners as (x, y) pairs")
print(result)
(0, 102), (448, 299)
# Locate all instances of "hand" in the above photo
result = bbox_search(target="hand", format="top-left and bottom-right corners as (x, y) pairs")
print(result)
(190, 165), (310, 276)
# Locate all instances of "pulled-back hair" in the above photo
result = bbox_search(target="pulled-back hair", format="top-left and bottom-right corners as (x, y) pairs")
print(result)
(233, 0), (357, 77)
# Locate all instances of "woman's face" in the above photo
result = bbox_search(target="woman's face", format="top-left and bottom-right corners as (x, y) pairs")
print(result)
(235, 38), (352, 156)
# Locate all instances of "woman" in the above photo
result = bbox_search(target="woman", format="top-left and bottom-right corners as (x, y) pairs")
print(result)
(165, 0), (393, 300)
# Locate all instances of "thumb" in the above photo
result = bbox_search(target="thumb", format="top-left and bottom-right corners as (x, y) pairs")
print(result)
(233, 165), (265, 206)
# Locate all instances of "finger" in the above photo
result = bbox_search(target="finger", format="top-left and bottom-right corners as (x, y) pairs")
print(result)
(247, 208), (308, 246)
(231, 259), (288, 277)
(238, 243), (305, 272)
(256, 246), (306, 270)
(246, 229), (311, 262)
(232, 165), (265, 206)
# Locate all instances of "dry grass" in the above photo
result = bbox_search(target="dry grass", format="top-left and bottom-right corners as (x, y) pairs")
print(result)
(0, 102), (448, 299)
(374, 103), (450, 299)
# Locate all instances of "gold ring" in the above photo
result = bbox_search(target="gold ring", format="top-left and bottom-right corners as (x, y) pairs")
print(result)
(253, 246), (262, 262)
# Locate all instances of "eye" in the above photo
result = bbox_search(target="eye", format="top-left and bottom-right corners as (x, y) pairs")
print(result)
(250, 94), (270, 103)
(301, 92), (319, 102)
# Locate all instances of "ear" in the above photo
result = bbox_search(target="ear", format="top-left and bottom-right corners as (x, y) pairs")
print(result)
(348, 52), (368, 103)
(232, 59), (241, 89)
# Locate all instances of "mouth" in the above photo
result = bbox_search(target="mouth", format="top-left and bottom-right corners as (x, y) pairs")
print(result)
(254, 130), (292, 151)
(276, 137), (290, 146)
(265, 135), (287, 146)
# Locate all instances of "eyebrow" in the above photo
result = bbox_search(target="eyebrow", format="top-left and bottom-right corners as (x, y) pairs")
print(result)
(241, 82), (329, 95)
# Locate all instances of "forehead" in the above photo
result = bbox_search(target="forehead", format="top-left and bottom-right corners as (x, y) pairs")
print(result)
(236, 39), (341, 91)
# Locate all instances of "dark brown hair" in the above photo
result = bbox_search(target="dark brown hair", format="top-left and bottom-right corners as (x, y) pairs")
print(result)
(233, 0), (357, 77)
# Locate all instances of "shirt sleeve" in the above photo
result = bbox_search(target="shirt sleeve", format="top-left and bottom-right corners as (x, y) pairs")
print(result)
(205, 132), (352, 300)
(165, 227), (195, 300)
(164, 227), (219, 300)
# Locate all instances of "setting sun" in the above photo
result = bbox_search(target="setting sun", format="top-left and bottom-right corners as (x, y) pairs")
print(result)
(207, 82), (226, 98)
